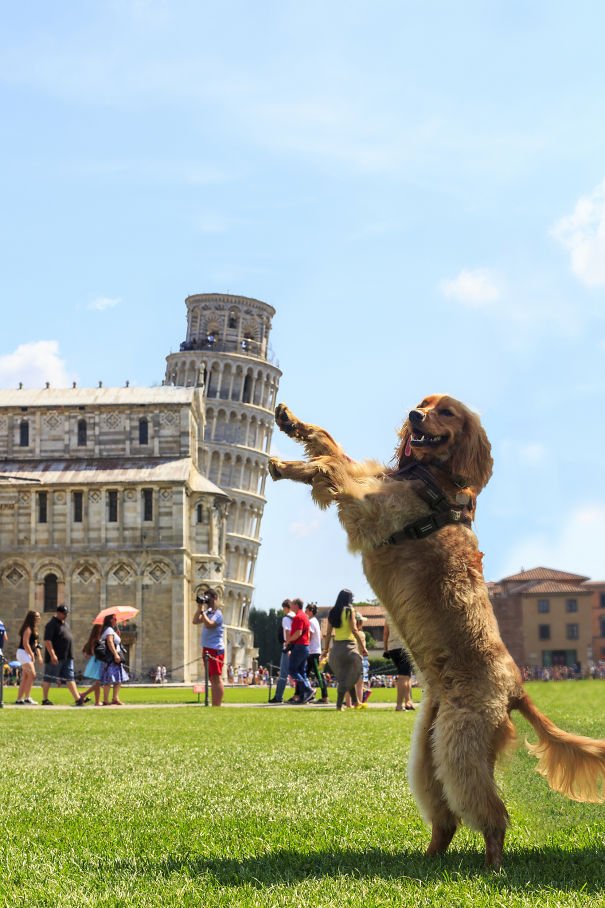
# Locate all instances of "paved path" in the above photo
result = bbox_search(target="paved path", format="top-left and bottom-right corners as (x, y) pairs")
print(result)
(1, 700), (412, 711)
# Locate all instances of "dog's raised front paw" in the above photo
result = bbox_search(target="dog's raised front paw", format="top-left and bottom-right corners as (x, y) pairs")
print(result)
(274, 403), (299, 437)
(268, 459), (283, 481)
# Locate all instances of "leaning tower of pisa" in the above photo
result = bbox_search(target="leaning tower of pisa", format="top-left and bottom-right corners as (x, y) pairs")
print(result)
(165, 293), (281, 667)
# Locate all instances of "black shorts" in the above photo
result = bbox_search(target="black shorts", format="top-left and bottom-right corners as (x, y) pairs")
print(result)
(386, 648), (412, 677)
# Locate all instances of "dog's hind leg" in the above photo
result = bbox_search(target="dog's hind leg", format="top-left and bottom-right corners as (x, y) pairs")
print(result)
(431, 705), (509, 869)
(408, 694), (460, 856)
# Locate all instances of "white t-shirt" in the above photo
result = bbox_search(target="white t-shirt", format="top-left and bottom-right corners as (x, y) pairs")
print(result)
(308, 616), (322, 655)
(282, 611), (295, 645)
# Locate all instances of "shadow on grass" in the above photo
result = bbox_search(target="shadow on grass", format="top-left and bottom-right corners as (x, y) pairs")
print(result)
(107, 845), (605, 892)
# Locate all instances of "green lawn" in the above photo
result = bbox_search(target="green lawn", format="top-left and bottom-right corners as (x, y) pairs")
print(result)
(1, 682), (603, 907)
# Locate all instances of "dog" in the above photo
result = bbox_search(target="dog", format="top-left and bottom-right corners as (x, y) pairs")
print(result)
(268, 394), (605, 869)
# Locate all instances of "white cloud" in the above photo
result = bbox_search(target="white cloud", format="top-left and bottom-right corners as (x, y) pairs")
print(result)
(0, 341), (74, 388)
(500, 503), (605, 581)
(440, 268), (501, 307)
(551, 179), (605, 287)
(88, 296), (121, 311)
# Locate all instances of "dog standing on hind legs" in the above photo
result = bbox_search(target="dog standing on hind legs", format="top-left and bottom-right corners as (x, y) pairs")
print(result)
(268, 395), (605, 869)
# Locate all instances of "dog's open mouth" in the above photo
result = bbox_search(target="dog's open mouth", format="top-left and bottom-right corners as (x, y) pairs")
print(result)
(410, 430), (447, 447)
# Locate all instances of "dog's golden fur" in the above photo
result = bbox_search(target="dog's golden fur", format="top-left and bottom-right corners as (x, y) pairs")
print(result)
(269, 394), (605, 868)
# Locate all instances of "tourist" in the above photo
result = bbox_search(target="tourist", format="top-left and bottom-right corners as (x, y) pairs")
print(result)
(193, 589), (225, 706)
(322, 589), (367, 710)
(268, 599), (295, 703)
(41, 606), (85, 706)
(305, 602), (329, 704)
(81, 624), (103, 706)
(284, 598), (314, 704)
(383, 615), (415, 711)
(99, 613), (129, 706)
(15, 610), (43, 705)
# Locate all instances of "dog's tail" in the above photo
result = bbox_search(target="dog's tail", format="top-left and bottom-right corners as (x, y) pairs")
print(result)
(514, 693), (605, 802)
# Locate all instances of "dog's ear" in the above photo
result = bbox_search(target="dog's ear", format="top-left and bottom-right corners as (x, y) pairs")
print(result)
(450, 410), (493, 492)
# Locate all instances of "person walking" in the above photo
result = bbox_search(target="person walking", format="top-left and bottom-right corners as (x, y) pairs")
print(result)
(41, 605), (85, 706)
(322, 589), (367, 710)
(346, 612), (371, 707)
(305, 603), (329, 704)
(383, 614), (415, 711)
(81, 624), (103, 706)
(15, 610), (43, 704)
(99, 613), (129, 705)
(284, 598), (314, 704)
(269, 599), (295, 703)
(193, 589), (225, 706)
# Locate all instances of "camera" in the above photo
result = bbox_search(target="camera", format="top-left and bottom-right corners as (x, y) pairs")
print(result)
(196, 592), (212, 606)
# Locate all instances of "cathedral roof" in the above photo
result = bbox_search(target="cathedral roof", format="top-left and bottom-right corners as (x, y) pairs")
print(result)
(0, 386), (197, 407)
(0, 457), (228, 497)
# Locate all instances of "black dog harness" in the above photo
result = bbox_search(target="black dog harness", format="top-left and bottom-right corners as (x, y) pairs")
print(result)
(384, 462), (473, 545)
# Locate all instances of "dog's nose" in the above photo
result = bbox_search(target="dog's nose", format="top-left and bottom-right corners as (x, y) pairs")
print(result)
(409, 409), (425, 425)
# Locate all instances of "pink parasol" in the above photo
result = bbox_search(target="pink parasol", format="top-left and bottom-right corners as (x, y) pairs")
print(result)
(93, 606), (139, 625)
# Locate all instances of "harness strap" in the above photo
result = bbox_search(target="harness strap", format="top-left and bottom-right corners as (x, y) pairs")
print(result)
(386, 507), (472, 544)
(384, 461), (473, 545)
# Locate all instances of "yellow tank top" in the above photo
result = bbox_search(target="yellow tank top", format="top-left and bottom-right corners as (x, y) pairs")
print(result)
(333, 606), (355, 641)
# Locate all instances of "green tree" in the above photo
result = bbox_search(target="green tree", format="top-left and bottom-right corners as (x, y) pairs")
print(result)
(249, 607), (282, 668)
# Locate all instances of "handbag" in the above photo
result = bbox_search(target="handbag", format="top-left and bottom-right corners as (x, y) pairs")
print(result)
(94, 637), (116, 663)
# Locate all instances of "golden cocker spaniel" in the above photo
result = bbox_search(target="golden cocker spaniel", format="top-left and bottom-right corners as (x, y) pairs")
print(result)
(269, 394), (605, 869)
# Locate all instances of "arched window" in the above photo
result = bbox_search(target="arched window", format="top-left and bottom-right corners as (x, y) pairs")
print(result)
(77, 419), (87, 446)
(43, 573), (58, 612)
(139, 417), (149, 445)
(242, 374), (252, 403)
(19, 419), (29, 447)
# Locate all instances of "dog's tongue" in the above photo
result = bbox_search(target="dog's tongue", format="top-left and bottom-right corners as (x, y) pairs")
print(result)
(405, 437), (412, 457)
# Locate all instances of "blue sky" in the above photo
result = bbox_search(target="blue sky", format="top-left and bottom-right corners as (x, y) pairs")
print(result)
(1, 1), (604, 608)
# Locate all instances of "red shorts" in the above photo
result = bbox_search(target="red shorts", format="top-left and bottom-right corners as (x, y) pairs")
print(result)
(203, 647), (225, 678)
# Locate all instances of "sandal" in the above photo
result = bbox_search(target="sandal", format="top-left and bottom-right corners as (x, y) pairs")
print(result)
(111, 700), (124, 706)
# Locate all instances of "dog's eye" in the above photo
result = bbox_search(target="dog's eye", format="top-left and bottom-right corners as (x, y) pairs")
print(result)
(438, 408), (455, 417)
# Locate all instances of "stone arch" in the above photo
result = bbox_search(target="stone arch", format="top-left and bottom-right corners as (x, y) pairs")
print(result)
(71, 560), (101, 585)
(221, 453), (233, 487)
(227, 411), (240, 444)
(205, 407), (215, 441)
(209, 450), (221, 485)
(215, 409), (228, 443)
(248, 416), (258, 449)
(231, 366), (244, 401)
(186, 360), (198, 387)
(242, 368), (254, 403)
(233, 455), (243, 490)
(253, 369), (264, 405)
(0, 559), (31, 584)
(34, 561), (65, 584)
(207, 361), (221, 399)
(220, 363), (233, 400)
(141, 558), (174, 585)
(106, 558), (138, 586)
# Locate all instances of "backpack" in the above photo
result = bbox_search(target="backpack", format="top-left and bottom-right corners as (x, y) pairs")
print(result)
(94, 637), (114, 663)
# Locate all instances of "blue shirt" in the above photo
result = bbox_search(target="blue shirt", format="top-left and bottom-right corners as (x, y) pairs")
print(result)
(0, 619), (6, 650)
(201, 608), (224, 651)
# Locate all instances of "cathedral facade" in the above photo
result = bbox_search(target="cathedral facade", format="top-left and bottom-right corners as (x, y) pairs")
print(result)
(0, 294), (281, 681)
